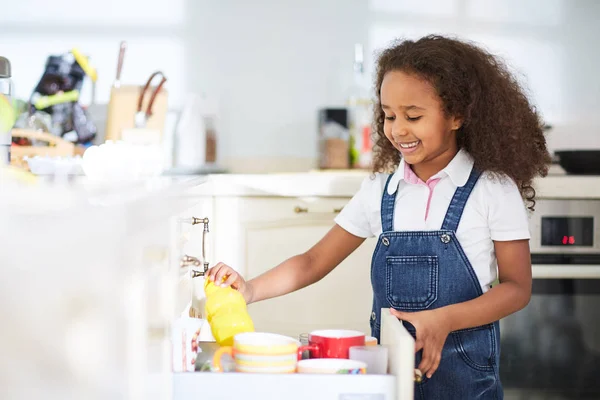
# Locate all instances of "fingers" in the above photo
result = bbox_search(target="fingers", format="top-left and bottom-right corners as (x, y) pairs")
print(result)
(206, 262), (223, 281)
(207, 262), (243, 289)
(417, 342), (443, 379)
(415, 339), (424, 353)
(417, 346), (432, 377)
(207, 262), (230, 284)
(389, 308), (411, 322)
(222, 271), (240, 288)
(215, 264), (232, 285)
(429, 352), (442, 378)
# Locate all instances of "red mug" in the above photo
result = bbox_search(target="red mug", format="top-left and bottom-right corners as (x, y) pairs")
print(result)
(308, 330), (365, 359)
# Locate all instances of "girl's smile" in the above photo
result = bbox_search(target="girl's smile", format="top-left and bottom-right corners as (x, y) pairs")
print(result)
(396, 139), (421, 155)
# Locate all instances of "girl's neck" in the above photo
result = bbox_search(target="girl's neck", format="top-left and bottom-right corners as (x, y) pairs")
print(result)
(410, 145), (459, 182)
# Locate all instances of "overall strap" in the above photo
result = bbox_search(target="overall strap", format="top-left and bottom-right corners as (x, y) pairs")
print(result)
(441, 167), (482, 232)
(381, 174), (396, 233)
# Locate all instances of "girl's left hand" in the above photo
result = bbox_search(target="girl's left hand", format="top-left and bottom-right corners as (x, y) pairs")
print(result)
(389, 308), (452, 379)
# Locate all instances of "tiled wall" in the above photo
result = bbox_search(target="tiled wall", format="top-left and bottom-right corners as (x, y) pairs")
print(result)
(3, 0), (599, 171)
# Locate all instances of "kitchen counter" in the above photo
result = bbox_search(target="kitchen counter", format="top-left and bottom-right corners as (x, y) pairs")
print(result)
(190, 170), (367, 197)
(192, 171), (600, 199)
(1, 175), (207, 217)
(532, 174), (600, 199)
(6, 168), (597, 202)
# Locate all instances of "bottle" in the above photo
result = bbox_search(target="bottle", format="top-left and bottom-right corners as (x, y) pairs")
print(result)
(0, 56), (14, 166)
(346, 44), (373, 169)
(204, 277), (254, 346)
(172, 94), (219, 172)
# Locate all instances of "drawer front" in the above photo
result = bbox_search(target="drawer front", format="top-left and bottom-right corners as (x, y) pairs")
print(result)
(232, 197), (351, 223)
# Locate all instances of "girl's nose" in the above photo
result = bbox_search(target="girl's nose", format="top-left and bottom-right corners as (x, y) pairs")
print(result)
(391, 128), (409, 141)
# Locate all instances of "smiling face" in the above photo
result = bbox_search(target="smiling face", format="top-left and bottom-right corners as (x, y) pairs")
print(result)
(380, 70), (462, 179)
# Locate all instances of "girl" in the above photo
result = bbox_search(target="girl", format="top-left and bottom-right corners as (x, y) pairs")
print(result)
(208, 35), (551, 399)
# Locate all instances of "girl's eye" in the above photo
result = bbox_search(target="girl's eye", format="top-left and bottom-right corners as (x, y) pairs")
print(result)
(406, 116), (422, 122)
(384, 115), (395, 121)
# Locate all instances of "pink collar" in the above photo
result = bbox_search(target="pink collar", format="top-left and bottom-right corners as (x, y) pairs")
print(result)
(403, 162), (441, 221)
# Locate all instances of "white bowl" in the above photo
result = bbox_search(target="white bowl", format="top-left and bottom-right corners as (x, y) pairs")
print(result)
(297, 358), (367, 374)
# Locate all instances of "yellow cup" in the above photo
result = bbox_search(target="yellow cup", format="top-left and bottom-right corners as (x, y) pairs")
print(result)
(204, 278), (254, 345)
(209, 310), (254, 346)
(212, 332), (318, 373)
(205, 283), (248, 318)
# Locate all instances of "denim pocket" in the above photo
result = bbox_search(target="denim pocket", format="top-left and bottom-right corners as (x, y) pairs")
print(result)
(385, 256), (439, 310)
(451, 326), (495, 372)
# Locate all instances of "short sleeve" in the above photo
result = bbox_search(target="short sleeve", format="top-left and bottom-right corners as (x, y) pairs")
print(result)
(485, 175), (531, 241)
(334, 176), (377, 238)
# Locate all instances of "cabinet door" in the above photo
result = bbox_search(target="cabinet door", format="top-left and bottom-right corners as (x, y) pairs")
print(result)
(220, 197), (377, 339)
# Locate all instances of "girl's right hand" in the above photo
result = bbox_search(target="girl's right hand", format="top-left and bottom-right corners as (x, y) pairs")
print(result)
(206, 262), (254, 304)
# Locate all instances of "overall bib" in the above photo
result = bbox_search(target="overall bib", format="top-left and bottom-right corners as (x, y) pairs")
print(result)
(370, 168), (502, 400)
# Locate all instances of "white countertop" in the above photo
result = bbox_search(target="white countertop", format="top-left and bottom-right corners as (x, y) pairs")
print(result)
(3, 169), (598, 208)
(533, 174), (600, 199)
(191, 171), (600, 199)
(1, 175), (207, 216)
(191, 170), (368, 197)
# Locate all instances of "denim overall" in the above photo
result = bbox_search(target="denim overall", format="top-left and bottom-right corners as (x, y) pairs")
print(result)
(370, 168), (502, 400)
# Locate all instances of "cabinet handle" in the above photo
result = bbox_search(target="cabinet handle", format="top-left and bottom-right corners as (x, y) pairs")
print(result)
(294, 206), (344, 214)
(180, 254), (201, 268)
(179, 217), (210, 278)
(180, 216), (209, 225)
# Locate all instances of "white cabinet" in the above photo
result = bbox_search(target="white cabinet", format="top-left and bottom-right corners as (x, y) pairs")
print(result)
(207, 196), (377, 339)
(0, 177), (210, 400)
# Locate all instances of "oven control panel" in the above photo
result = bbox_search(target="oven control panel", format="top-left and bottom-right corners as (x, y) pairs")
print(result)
(541, 217), (593, 247)
(530, 199), (599, 255)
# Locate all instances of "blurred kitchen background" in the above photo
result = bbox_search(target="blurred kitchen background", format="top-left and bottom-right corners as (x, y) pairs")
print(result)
(2, 0), (599, 174)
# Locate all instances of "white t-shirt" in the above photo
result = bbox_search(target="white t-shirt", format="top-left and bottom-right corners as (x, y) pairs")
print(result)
(334, 149), (531, 293)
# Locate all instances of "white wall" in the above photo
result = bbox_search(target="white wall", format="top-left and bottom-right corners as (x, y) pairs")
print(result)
(3, 0), (600, 172)
(1, 0), (188, 108)
(367, 0), (600, 155)
(185, 0), (369, 170)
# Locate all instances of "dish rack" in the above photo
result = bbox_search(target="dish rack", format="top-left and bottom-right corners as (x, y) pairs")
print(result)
(10, 128), (80, 170)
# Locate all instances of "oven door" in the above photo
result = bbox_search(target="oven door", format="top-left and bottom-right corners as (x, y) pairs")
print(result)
(499, 262), (600, 399)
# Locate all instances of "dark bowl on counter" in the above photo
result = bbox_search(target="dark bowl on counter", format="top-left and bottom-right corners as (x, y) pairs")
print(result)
(554, 150), (600, 175)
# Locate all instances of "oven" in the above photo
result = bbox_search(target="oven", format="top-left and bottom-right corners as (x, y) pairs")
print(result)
(500, 199), (600, 399)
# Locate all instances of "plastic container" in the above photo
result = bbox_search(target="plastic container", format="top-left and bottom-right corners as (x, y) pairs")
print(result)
(203, 278), (254, 346)
(349, 345), (389, 375)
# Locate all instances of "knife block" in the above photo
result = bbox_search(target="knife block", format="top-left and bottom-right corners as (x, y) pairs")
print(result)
(104, 84), (168, 142)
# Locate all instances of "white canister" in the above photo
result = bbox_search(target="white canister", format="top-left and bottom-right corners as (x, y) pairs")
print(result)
(172, 94), (219, 171)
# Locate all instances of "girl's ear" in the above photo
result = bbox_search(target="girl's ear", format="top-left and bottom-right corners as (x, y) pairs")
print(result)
(451, 116), (463, 131)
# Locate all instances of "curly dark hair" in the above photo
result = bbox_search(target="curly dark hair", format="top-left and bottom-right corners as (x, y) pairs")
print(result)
(372, 35), (552, 210)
